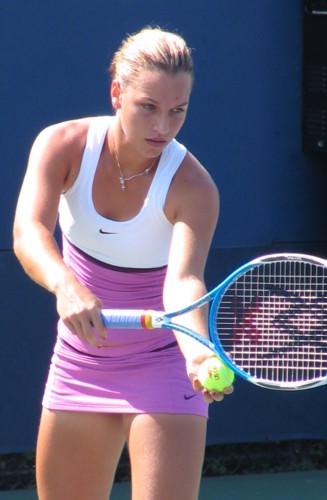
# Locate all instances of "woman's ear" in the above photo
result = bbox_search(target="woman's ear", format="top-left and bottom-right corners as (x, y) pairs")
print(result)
(111, 80), (122, 110)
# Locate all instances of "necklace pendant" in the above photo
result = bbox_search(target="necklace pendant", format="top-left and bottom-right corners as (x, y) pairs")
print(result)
(119, 177), (126, 190)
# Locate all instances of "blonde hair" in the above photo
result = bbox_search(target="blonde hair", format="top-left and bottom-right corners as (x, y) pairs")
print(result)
(109, 26), (194, 88)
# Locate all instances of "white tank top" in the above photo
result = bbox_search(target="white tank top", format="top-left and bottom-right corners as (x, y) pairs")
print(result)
(59, 116), (187, 268)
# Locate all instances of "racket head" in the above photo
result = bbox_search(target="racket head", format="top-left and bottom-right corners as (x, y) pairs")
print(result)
(209, 253), (327, 390)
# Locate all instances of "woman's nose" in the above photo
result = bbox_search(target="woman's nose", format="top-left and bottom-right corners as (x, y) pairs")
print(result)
(153, 114), (169, 135)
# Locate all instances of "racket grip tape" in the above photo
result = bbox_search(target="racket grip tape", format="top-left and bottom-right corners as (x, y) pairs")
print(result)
(101, 309), (156, 329)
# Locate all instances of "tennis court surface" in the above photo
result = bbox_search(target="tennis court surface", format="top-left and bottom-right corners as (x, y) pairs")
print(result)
(1, 470), (327, 499)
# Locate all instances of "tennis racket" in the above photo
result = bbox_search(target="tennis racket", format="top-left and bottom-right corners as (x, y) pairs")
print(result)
(101, 253), (327, 391)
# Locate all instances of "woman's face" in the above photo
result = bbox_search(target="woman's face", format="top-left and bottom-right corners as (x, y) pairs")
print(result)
(113, 70), (192, 159)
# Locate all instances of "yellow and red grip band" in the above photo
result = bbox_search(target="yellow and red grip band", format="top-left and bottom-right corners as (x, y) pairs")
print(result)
(141, 310), (155, 329)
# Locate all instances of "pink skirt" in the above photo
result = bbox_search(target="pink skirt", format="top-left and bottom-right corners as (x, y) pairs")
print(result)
(42, 239), (208, 417)
(42, 335), (208, 417)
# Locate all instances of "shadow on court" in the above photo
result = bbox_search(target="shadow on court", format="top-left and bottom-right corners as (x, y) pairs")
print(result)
(1, 470), (327, 499)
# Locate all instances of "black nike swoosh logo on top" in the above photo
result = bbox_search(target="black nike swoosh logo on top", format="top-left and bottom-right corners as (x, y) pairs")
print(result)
(99, 229), (118, 234)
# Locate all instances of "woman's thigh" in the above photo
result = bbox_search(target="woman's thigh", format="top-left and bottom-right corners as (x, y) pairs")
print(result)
(36, 408), (126, 500)
(124, 413), (207, 500)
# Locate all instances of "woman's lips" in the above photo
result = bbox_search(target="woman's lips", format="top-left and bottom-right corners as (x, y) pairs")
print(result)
(146, 138), (167, 148)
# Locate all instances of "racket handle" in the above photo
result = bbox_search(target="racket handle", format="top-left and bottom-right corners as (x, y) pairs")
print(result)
(101, 309), (162, 329)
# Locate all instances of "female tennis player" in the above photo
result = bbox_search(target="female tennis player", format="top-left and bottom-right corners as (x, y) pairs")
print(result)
(13, 26), (233, 500)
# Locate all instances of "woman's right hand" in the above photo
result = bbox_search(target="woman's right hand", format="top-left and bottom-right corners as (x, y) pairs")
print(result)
(55, 278), (108, 347)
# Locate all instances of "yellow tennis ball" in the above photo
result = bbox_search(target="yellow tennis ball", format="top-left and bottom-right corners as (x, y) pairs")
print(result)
(198, 357), (234, 392)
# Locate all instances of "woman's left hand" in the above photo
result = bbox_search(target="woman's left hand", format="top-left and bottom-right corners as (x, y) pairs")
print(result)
(187, 355), (234, 403)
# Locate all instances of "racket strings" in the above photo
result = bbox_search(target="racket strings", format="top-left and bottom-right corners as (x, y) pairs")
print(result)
(216, 260), (327, 384)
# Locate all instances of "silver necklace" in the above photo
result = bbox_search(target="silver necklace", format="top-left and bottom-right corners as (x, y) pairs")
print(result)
(112, 139), (157, 191)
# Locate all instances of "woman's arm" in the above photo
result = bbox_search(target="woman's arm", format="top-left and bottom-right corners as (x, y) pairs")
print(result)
(13, 120), (107, 345)
(164, 153), (233, 401)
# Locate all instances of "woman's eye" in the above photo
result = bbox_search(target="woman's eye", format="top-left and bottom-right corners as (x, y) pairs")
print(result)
(142, 103), (155, 111)
(171, 108), (185, 114)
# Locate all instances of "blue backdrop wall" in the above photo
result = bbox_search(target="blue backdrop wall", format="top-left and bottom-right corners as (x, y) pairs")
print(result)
(1, 0), (327, 452)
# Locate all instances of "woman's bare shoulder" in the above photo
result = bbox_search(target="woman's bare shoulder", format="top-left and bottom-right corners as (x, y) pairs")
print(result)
(27, 117), (97, 192)
(35, 117), (94, 150)
(165, 150), (219, 224)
